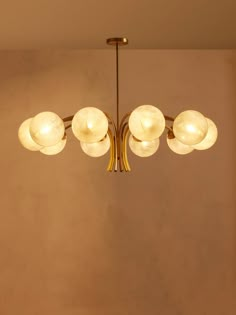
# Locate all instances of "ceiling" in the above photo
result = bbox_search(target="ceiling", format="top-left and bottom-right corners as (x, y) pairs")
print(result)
(0, 0), (236, 49)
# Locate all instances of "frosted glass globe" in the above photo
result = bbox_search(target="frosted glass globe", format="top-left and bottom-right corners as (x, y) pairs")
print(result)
(72, 107), (108, 143)
(129, 135), (160, 157)
(18, 118), (42, 151)
(128, 105), (165, 141)
(192, 118), (218, 150)
(40, 135), (67, 155)
(80, 134), (110, 157)
(173, 110), (208, 145)
(30, 112), (65, 147)
(167, 136), (194, 155)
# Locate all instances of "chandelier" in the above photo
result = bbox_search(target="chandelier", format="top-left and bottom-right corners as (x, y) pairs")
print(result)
(18, 37), (218, 172)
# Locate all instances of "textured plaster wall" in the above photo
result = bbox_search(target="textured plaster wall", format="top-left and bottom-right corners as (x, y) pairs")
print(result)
(0, 50), (235, 315)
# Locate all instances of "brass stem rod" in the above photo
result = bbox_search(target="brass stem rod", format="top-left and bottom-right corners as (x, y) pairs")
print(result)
(115, 42), (123, 171)
(116, 43), (119, 129)
(164, 115), (174, 121)
(165, 125), (173, 132)
(65, 124), (72, 130)
(63, 115), (74, 122)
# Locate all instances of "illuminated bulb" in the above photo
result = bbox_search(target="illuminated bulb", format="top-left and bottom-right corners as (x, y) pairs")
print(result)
(80, 134), (110, 157)
(40, 135), (67, 155)
(129, 135), (160, 157)
(72, 107), (108, 143)
(18, 118), (42, 151)
(167, 135), (194, 155)
(30, 112), (65, 147)
(129, 105), (165, 141)
(173, 110), (208, 145)
(192, 118), (218, 150)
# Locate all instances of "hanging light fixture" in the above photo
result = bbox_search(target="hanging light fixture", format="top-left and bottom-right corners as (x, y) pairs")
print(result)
(18, 37), (218, 172)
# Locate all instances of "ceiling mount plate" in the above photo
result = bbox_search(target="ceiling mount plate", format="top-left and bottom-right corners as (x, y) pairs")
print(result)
(106, 37), (128, 46)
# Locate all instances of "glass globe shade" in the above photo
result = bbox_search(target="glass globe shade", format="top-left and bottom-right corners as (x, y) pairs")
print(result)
(128, 105), (165, 141)
(72, 107), (108, 143)
(30, 112), (65, 147)
(40, 135), (67, 155)
(173, 110), (208, 145)
(18, 118), (42, 151)
(80, 134), (110, 157)
(167, 136), (194, 155)
(192, 118), (218, 150)
(129, 134), (160, 157)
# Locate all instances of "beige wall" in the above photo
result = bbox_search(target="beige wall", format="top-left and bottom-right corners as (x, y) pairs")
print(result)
(0, 50), (235, 315)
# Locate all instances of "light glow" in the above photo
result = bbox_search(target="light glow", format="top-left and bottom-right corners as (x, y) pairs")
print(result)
(72, 107), (108, 143)
(30, 111), (65, 147)
(192, 118), (218, 150)
(167, 136), (194, 155)
(173, 110), (208, 145)
(80, 134), (110, 157)
(40, 135), (67, 155)
(18, 118), (42, 151)
(129, 105), (165, 141)
(129, 134), (160, 157)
